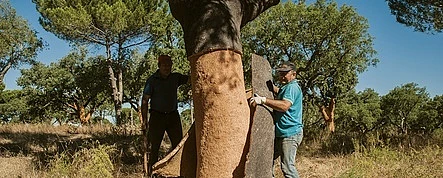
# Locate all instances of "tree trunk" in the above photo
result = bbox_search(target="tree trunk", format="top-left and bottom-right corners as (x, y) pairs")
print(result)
(319, 98), (336, 133)
(106, 44), (122, 123)
(116, 68), (123, 124)
(189, 50), (249, 177)
(78, 104), (92, 125)
(167, 0), (279, 177)
(0, 61), (12, 84)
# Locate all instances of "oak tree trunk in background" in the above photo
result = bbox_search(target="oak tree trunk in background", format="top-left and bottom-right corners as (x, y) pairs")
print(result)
(320, 98), (336, 133)
(167, 0), (279, 177)
(78, 106), (88, 124)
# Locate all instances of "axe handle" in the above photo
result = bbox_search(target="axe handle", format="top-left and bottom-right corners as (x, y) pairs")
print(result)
(142, 113), (150, 176)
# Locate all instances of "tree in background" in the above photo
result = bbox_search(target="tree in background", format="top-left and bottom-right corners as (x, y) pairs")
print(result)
(336, 89), (381, 135)
(242, 0), (378, 132)
(33, 0), (170, 122)
(334, 88), (382, 150)
(180, 108), (193, 133)
(416, 94), (443, 134)
(93, 101), (115, 125)
(386, 0), (443, 33)
(0, 0), (43, 84)
(17, 48), (109, 125)
(380, 83), (429, 136)
(119, 108), (138, 126)
(121, 49), (149, 124)
(0, 85), (27, 123)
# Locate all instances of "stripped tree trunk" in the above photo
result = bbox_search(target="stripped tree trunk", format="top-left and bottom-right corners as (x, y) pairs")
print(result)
(78, 106), (91, 125)
(319, 98), (336, 133)
(167, 0), (279, 177)
(69, 102), (93, 125)
(190, 50), (249, 177)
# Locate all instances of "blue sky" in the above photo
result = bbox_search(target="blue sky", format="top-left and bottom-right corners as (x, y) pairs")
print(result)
(5, 0), (443, 97)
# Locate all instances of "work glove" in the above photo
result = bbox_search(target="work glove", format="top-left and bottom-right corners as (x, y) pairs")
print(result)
(249, 93), (266, 105)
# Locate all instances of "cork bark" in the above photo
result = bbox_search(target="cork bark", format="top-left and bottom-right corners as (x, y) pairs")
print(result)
(190, 50), (249, 177)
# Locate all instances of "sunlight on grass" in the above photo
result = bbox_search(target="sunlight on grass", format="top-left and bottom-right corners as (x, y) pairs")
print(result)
(340, 146), (443, 178)
(48, 143), (116, 178)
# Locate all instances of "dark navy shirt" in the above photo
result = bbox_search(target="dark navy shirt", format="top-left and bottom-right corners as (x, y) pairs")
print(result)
(143, 70), (188, 113)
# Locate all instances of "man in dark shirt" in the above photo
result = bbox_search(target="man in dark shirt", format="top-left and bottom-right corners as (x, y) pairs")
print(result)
(141, 55), (189, 174)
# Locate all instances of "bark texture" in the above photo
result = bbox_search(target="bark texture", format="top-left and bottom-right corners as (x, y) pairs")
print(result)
(190, 50), (249, 177)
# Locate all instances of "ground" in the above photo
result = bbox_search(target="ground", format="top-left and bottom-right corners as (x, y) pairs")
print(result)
(0, 124), (350, 178)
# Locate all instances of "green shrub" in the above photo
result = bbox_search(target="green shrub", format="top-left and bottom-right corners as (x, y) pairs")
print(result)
(47, 144), (116, 178)
(431, 128), (443, 145)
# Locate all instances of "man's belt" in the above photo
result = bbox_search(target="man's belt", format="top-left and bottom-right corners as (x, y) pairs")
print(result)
(150, 109), (177, 114)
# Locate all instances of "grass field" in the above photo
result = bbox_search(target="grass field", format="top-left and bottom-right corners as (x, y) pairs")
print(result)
(1, 124), (442, 178)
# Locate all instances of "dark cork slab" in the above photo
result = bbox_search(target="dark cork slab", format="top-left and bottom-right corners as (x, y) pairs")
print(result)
(245, 54), (275, 178)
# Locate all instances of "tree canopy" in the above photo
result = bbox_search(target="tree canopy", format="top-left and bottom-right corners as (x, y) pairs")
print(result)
(0, 0), (43, 84)
(336, 89), (382, 134)
(33, 0), (165, 46)
(0, 88), (27, 123)
(380, 82), (430, 135)
(32, 0), (176, 121)
(386, 0), (443, 33)
(17, 48), (110, 124)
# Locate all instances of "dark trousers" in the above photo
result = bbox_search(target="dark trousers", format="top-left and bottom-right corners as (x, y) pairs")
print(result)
(148, 110), (183, 169)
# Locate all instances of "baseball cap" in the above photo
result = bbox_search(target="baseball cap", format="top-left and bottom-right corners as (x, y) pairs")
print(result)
(276, 61), (296, 72)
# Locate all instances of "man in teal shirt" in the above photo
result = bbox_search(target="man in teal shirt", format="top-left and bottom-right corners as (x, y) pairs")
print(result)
(250, 61), (303, 178)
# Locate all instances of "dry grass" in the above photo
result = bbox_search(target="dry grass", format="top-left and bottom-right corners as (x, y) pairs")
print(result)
(0, 123), (143, 178)
(341, 146), (443, 178)
(1, 124), (442, 178)
(298, 156), (351, 178)
(0, 157), (43, 178)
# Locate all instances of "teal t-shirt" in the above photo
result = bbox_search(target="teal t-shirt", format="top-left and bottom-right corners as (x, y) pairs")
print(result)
(273, 80), (303, 137)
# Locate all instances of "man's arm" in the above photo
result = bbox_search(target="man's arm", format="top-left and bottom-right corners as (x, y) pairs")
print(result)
(249, 94), (291, 112)
(178, 73), (190, 85)
(141, 94), (151, 175)
(141, 94), (151, 130)
(264, 98), (291, 112)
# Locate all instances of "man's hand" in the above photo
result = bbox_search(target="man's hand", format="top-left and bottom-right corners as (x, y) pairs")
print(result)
(249, 94), (266, 105)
